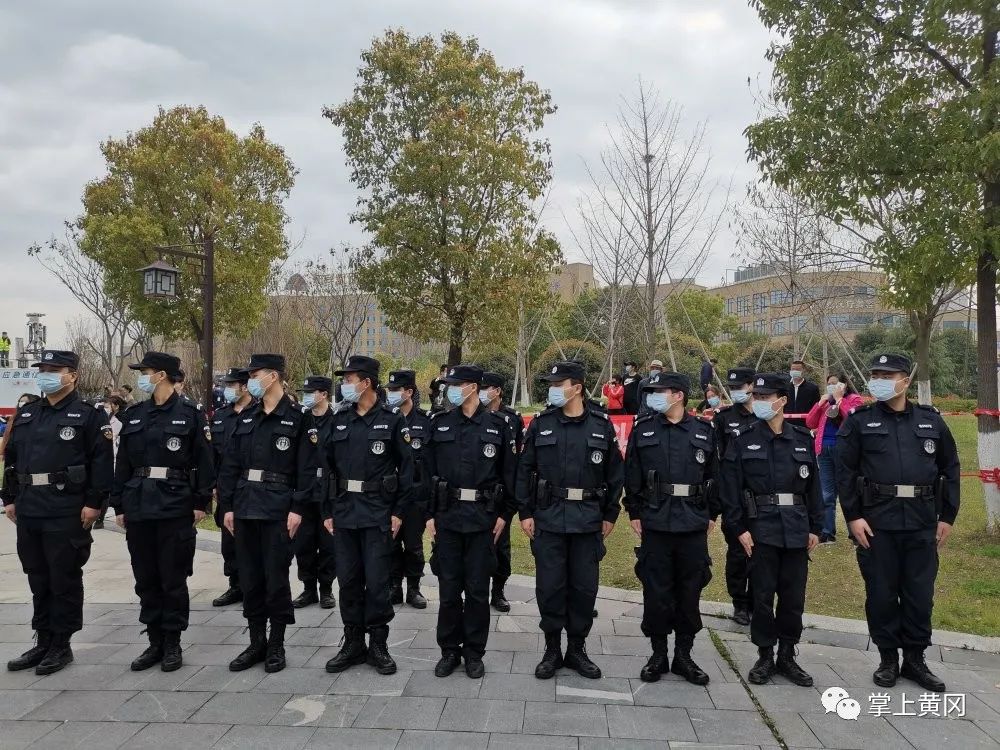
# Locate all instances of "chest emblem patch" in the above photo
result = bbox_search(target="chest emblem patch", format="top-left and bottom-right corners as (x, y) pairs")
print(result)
(483, 443), (497, 458)
(591, 450), (604, 464)
(166, 437), (182, 452)
(411, 438), (422, 450)
(695, 448), (706, 464)
(275, 436), (291, 451)
(799, 464), (810, 479)
(59, 426), (76, 441)
(924, 440), (936, 454)
(371, 440), (386, 455)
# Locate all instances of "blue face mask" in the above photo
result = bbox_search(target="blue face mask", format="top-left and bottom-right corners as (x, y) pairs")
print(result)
(649, 368), (661, 376)
(36, 372), (64, 394)
(447, 385), (467, 407)
(752, 399), (779, 420)
(247, 378), (266, 399)
(708, 396), (721, 408)
(868, 378), (899, 402)
(386, 391), (403, 407)
(302, 393), (317, 409)
(223, 387), (238, 404)
(647, 392), (670, 413)
(789, 369), (803, 380)
(731, 389), (750, 404)
(137, 374), (156, 394)
(341, 382), (363, 403)
(548, 386), (568, 408)
(478, 390), (493, 406)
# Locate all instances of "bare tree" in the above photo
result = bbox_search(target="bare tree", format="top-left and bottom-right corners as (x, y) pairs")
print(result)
(29, 226), (149, 387)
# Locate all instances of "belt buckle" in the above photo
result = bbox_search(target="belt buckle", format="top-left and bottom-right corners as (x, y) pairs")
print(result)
(247, 469), (264, 482)
(459, 488), (478, 502)
(897, 485), (916, 498)
(566, 488), (584, 501)
(30, 473), (49, 486)
(673, 484), (691, 497)
(148, 467), (169, 480)
(776, 493), (795, 506)
(346, 479), (364, 493)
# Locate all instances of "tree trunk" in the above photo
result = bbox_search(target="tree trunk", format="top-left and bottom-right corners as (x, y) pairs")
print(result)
(447, 321), (463, 365)
(912, 312), (933, 406)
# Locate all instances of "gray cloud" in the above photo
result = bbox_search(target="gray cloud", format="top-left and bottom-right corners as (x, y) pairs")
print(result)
(0, 0), (771, 347)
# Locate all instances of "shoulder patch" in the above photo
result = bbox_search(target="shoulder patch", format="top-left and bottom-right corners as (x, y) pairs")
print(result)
(915, 403), (941, 414)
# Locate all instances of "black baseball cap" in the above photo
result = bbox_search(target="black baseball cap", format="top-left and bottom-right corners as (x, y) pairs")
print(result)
(334, 355), (380, 380)
(31, 350), (80, 369)
(222, 368), (249, 384)
(481, 371), (505, 389)
(247, 353), (286, 373)
(442, 364), (484, 385)
(727, 367), (756, 386)
(540, 360), (586, 383)
(642, 371), (690, 394)
(129, 351), (182, 378)
(386, 370), (416, 389)
(752, 373), (790, 395)
(869, 353), (911, 374)
(303, 376), (333, 393)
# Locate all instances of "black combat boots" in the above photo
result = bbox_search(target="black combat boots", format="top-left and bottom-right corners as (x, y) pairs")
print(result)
(130, 627), (164, 671)
(535, 631), (563, 679)
(229, 621), (267, 671)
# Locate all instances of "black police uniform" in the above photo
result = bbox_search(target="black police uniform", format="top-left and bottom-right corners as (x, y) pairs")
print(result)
(836, 353), (959, 691)
(386, 370), (430, 608)
(210, 368), (251, 604)
(217, 354), (318, 673)
(320, 355), (414, 675)
(2, 350), (113, 674)
(425, 366), (517, 675)
(713, 367), (757, 623)
(623, 372), (720, 684)
(114, 352), (216, 671)
(516, 361), (625, 679)
(719, 373), (823, 687)
(293, 376), (337, 609)
(483, 371), (525, 611)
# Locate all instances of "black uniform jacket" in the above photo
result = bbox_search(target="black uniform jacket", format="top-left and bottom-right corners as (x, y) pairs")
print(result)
(712, 403), (757, 457)
(424, 404), (518, 532)
(2, 390), (113, 517)
(623, 411), (720, 532)
(404, 405), (433, 506)
(113, 393), (216, 520)
(835, 401), (960, 530)
(217, 395), (317, 521)
(720, 421), (823, 548)
(515, 405), (625, 534)
(319, 402), (414, 531)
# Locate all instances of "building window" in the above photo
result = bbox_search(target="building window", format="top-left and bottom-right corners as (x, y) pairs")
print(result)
(736, 296), (751, 317)
(772, 319), (786, 335)
(752, 293), (768, 314)
(726, 298), (735, 315)
(754, 319), (767, 333)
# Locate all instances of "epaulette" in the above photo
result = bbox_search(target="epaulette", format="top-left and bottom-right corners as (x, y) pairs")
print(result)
(331, 401), (350, 415)
(789, 423), (812, 438)
(735, 421), (760, 439)
(633, 412), (655, 427)
(848, 403), (872, 416)
(535, 405), (559, 418)
(915, 403), (941, 414)
(430, 409), (445, 420)
(122, 401), (144, 415)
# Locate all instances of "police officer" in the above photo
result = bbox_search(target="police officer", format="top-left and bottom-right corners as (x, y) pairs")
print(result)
(720, 373), (822, 687)
(516, 360), (624, 680)
(624, 372), (719, 685)
(836, 353), (959, 691)
(480, 371), (524, 612)
(385, 370), (430, 609)
(292, 375), (338, 610)
(218, 354), (318, 674)
(173, 369), (201, 409)
(425, 365), (516, 679)
(320, 355), (414, 676)
(210, 368), (252, 607)
(713, 367), (757, 627)
(3, 350), (113, 675)
(114, 352), (216, 673)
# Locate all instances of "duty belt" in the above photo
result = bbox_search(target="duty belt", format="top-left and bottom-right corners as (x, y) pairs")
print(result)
(338, 478), (381, 493)
(654, 482), (703, 498)
(549, 487), (601, 502)
(447, 487), (488, 503)
(754, 493), (805, 507)
(870, 483), (934, 499)
(242, 469), (291, 485)
(135, 467), (189, 481)
(17, 471), (68, 486)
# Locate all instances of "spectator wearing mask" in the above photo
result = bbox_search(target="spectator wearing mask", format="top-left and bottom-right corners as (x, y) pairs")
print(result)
(805, 373), (863, 544)
(696, 385), (722, 415)
(622, 361), (642, 415)
(637, 360), (665, 415)
(602, 376), (625, 415)
(785, 360), (819, 428)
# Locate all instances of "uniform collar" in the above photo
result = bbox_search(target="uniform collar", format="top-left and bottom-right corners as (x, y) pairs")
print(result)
(148, 391), (179, 412)
(759, 421), (794, 442)
(459, 404), (485, 424)
(658, 411), (691, 429)
(875, 399), (912, 416)
(43, 389), (79, 412)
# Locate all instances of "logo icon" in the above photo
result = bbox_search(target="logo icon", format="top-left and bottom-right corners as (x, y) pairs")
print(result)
(822, 687), (860, 720)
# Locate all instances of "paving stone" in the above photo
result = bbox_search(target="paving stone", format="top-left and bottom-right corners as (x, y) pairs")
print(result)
(522, 701), (609, 738)
(396, 729), (490, 749)
(188, 691), (290, 724)
(110, 663), (204, 691)
(91, 609), (139, 626)
(73, 624), (123, 643)
(120, 722), (231, 749)
(801, 713), (916, 750)
(329, 667), (413, 697)
(799, 628), (871, 651)
(29, 663), (129, 690)
(605, 705), (696, 741)
(403, 669), (483, 698)
(488, 734), (578, 749)
(765, 711), (824, 748)
(178, 664), (265, 691)
(410, 630), (538, 652)
(302, 727), (403, 749)
(941, 647), (1000, 670)
(555, 674), (634, 705)
(178, 643), (247, 665)
(270, 694), (369, 728)
(599, 635), (648, 656)
(480, 672), (556, 702)
(610, 619), (644, 637)
(579, 741), (663, 749)
(0, 665), (43, 689)
(110, 689), (214, 722)
(974, 720), (1000, 743)
(286, 627), (344, 647)
(706, 682), (755, 711)
(25, 720), (146, 749)
(687, 708), (777, 745)
(68, 643), (126, 664)
(23, 689), (136, 721)
(253, 666), (337, 694)
(630, 679), (714, 708)
(752, 684), (823, 713)
(353, 696), (447, 730)
(0, 719), (60, 749)
(437, 698), (525, 733)
(0, 689), (61, 720)
(0, 625), (39, 642)
(213, 724), (317, 750)
(888, 715), (997, 750)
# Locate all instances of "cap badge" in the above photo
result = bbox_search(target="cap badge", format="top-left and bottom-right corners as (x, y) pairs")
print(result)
(551, 366), (558, 374)
(879, 355), (888, 364)
(756, 378), (764, 386)
(44, 352), (53, 360)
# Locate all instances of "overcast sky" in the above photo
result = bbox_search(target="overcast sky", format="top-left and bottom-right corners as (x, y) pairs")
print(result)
(0, 0), (772, 349)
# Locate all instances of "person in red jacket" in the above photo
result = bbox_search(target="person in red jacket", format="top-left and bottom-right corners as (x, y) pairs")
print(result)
(602, 377), (625, 414)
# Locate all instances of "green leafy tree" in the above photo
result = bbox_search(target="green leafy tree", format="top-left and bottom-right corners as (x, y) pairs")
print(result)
(532, 339), (605, 404)
(664, 288), (738, 349)
(79, 105), (297, 372)
(746, 2), (1000, 531)
(325, 30), (561, 364)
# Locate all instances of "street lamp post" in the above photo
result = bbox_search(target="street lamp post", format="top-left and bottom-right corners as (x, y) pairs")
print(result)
(138, 236), (216, 409)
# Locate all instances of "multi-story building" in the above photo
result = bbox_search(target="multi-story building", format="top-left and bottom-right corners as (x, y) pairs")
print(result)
(549, 262), (595, 303)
